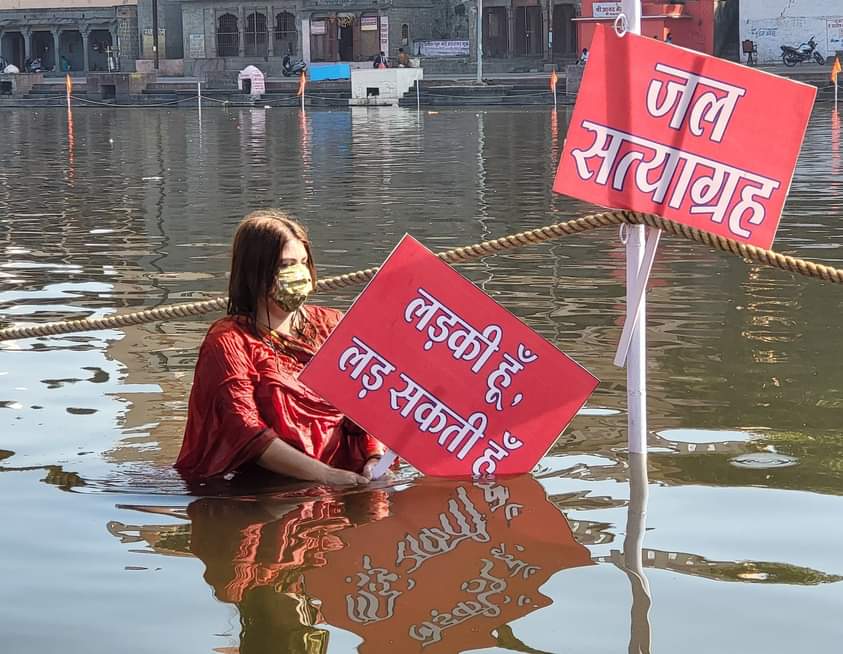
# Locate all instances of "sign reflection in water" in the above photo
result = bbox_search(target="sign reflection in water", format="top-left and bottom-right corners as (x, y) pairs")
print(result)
(110, 476), (593, 653)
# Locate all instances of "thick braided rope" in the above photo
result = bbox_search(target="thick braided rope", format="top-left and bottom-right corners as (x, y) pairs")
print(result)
(1, 210), (841, 341)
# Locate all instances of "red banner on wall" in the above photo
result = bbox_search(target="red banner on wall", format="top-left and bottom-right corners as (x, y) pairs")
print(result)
(553, 25), (816, 250)
(300, 235), (598, 477)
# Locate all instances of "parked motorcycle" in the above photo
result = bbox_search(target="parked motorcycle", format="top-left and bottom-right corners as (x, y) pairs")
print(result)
(281, 55), (307, 77)
(780, 36), (825, 67)
(26, 57), (44, 73)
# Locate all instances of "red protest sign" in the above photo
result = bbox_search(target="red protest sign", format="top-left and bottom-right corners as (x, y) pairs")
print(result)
(553, 25), (816, 250)
(299, 235), (598, 477)
(304, 477), (593, 653)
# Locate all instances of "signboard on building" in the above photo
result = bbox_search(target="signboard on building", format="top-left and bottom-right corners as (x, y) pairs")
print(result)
(311, 20), (327, 36)
(299, 235), (598, 477)
(141, 28), (166, 59)
(361, 15), (379, 31)
(188, 33), (205, 59)
(417, 40), (470, 57)
(829, 18), (843, 52)
(553, 25), (816, 250)
(592, 2), (622, 18)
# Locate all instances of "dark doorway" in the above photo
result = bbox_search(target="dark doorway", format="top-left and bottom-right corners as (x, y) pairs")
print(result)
(483, 7), (509, 57)
(338, 21), (354, 60)
(552, 3), (577, 56)
(59, 30), (84, 71)
(32, 31), (56, 71)
(515, 6), (543, 56)
(1, 32), (25, 69)
(88, 30), (113, 71)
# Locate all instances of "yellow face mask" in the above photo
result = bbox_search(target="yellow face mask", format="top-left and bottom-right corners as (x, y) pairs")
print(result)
(271, 263), (313, 312)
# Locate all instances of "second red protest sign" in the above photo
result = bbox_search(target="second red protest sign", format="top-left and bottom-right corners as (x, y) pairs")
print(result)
(300, 235), (598, 476)
(553, 25), (816, 250)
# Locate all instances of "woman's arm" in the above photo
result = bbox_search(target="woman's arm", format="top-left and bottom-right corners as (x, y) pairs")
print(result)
(257, 431), (369, 485)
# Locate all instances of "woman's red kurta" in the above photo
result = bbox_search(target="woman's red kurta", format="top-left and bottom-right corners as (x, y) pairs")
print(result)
(175, 306), (384, 480)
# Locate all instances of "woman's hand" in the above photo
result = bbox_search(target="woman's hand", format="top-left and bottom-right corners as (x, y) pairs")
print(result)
(362, 456), (382, 480)
(319, 466), (369, 486)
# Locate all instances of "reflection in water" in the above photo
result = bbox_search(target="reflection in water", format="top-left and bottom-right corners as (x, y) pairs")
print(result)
(111, 476), (592, 653)
(625, 453), (652, 654)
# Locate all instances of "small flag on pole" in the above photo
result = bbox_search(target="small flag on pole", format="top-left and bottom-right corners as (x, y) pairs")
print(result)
(832, 56), (841, 84)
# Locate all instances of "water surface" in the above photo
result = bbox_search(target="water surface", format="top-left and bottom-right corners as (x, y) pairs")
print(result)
(1, 105), (842, 653)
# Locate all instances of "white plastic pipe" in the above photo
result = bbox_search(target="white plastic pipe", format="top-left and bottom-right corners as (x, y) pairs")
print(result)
(620, 0), (648, 455)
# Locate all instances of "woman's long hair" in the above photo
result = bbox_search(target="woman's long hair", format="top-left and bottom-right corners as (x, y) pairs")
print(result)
(227, 210), (318, 327)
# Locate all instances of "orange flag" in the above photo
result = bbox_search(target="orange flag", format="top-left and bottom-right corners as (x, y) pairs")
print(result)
(65, 74), (72, 96)
(296, 71), (306, 96)
(832, 56), (842, 84)
(550, 68), (558, 91)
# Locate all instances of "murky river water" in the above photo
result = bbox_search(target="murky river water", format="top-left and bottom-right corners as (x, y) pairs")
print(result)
(1, 105), (842, 653)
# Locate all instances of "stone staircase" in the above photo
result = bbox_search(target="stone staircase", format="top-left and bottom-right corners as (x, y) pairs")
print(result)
(139, 79), (352, 107)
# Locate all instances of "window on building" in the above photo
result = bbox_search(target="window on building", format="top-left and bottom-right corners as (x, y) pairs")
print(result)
(275, 11), (297, 55)
(401, 23), (409, 46)
(245, 11), (268, 57)
(455, 5), (465, 17)
(217, 13), (239, 57)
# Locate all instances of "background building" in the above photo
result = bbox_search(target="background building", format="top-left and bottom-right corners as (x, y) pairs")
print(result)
(136, 0), (474, 76)
(739, 0), (843, 65)
(0, 0), (139, 72)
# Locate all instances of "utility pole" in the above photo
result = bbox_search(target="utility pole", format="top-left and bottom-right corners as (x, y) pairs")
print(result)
(152, 0), (160, 70)
(476, 0), (483, 83)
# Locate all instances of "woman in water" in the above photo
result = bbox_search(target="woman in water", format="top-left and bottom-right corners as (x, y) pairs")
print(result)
(176, 210), (384, 485)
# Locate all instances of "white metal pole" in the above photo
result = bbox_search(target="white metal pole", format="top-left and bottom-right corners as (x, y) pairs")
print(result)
(197, 80), (202, 117)
(476, 0), (483, 83)
(620, 0), (647, 454)
(416, 78), (420, 112)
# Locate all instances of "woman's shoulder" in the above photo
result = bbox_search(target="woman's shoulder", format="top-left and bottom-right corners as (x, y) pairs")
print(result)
(202, 316), (260, 352)
(304, 304), (343, 329)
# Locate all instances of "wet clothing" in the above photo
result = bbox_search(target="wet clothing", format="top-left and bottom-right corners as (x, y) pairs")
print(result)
(175, 306), (384, 480)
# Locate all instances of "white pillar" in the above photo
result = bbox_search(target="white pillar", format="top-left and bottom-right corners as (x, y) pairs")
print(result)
(301, 16), (311, 64)
(476, 0), (483, 82)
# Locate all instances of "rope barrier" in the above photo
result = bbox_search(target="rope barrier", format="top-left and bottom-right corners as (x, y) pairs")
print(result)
(1, 209), (840, 342)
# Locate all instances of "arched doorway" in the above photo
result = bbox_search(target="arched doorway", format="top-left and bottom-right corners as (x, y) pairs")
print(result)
(1, 31), (25, 69)
(32, 31), (56, 71)
(88, 30), (112, 71)
(245, 12), (268, 57)
(274, 12), (296, 56)
(217, 13), (239, 57)
(59, 30), (84, 71)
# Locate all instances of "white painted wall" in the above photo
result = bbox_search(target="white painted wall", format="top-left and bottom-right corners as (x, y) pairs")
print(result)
(740, 0), (843, 64)
(350, 67), (423, 106)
